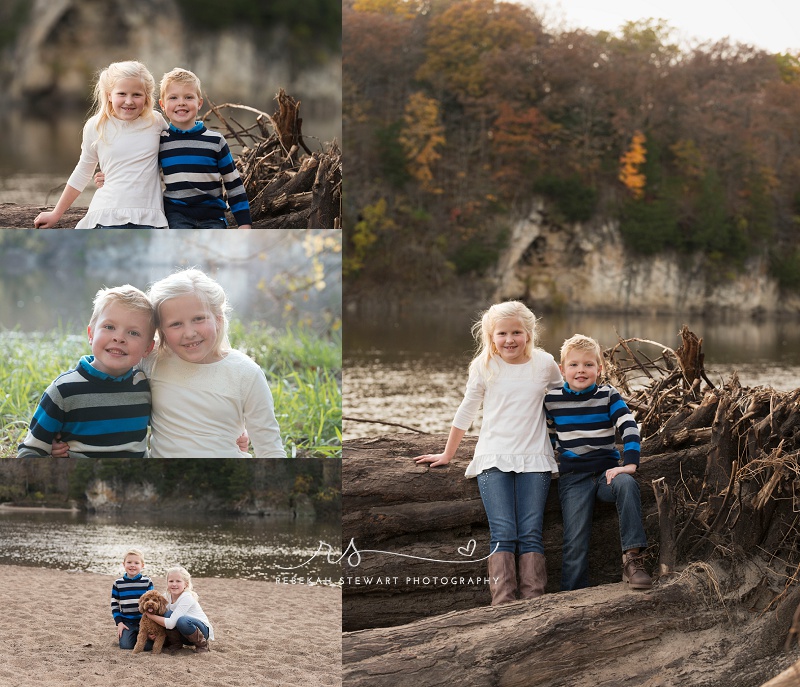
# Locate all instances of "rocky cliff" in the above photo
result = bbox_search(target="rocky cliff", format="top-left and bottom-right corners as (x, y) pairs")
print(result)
(492, 200), (796, 316)
(4, 0), (340, 125)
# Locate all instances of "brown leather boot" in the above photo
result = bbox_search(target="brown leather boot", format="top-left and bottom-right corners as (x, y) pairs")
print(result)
(622, 551), (652, 589)
(185, 628), (210, 653)
(488, 551), (517, 605)
(517, 552), (547, 599)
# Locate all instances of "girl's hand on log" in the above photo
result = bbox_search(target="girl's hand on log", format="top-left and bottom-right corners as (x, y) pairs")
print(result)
(414, 453), (451, 467)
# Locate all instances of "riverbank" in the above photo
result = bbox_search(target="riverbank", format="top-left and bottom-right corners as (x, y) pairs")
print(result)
(0, 564), (341, 687)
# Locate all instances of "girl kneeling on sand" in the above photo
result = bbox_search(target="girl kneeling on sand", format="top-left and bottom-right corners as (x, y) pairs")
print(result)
(145, 566), (213, 653)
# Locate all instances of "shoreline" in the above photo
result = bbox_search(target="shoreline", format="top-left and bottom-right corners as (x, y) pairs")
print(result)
(0, 563), (342, 687)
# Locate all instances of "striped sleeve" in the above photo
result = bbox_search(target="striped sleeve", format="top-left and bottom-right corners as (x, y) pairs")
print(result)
(609, 388), (641, 465)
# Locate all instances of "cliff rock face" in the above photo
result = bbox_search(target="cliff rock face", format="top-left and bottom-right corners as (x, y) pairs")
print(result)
(493, 202), (794, 315)
(85, 478), (160, 512)
(6, 0), (340, 117)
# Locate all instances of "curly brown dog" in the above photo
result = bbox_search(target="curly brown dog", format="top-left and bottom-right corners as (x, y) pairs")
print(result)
(132, 590), (168, 654)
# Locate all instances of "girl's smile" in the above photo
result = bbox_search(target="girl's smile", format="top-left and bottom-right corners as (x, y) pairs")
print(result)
(159, 293), (223, 364)
(492, 316), (530, 364)
(109, 76), (147, 121)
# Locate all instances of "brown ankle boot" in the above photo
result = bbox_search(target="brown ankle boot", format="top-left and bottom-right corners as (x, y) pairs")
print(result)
(622, 551), (652, 589)
(488, 551), (517, 605)
(185, 628), (209, 653)
(517, 552), (547, 599)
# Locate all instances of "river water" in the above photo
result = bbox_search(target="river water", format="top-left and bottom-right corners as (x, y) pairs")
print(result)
(0, 508), (341, 584)
(343, 307), (800, 439)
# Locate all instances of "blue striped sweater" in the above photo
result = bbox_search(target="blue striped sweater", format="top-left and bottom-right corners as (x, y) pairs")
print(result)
(159, 122), (252, 226)
(544, 383), (641, 473)
(111, 573), (154, 625)
(17, 356), (151, 458)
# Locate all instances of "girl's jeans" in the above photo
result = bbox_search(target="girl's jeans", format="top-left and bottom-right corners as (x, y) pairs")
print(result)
(558, 470), (648, 591)
(477, 467), (551, 555)
(164, 610), (210, 639)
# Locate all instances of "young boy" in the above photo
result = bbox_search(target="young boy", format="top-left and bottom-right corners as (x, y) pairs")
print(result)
(112, 549), (154, 650)
(17, 285), (155, 457)
(544, 334), (652, 591)
(158, 67), (252, 228)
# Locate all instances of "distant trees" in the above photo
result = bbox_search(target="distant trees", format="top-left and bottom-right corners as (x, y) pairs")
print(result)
(345, 0), (800, 291)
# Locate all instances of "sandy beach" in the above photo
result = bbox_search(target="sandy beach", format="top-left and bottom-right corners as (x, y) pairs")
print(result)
(0, 564), (341, 687)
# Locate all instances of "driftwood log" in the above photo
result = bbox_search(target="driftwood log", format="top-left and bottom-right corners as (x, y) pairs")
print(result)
(342, 433), (706, 631)
(343, 327), (800, 686)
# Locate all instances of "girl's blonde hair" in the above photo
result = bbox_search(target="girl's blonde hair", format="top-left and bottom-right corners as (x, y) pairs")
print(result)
(165, 565), (199, 601)
(148, 268), (231, 358)
(91, 60), (156, 134)
(470, 300), (539, 375)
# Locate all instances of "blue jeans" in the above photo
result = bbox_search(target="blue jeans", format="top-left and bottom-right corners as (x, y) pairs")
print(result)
(477, 468), (551, 555)
(165, 211), (227, 228)
(558, 470), (648, 591)
(175, 616), (210, 639)
(118, 619), (153, 651)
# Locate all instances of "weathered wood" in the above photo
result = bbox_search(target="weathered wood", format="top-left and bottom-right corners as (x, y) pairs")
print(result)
(344, 561), (799, 687)
(343, 433), (709, 630)
(652, 477), (676, 577)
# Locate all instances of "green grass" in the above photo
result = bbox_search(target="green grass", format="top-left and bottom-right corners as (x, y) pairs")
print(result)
(1, 322), (341, 459)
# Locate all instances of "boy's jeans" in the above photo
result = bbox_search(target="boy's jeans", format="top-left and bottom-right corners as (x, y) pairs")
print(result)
(477, 467), (551, 555)
(558, 470), (648, 591)
(165, 211), (227, 228)
(118, 619), (153, 650)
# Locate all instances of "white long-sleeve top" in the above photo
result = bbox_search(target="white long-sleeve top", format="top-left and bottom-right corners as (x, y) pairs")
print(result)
(141, 349), (286, 458)
(164, 591), (215, 641)
(452, 349), (564, 478)
(67, 112), (168, 228)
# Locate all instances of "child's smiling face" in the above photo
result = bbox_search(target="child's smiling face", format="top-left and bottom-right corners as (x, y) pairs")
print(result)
(159, 293), (222, 364)
(87, 302), (155, 377)
(167, 571), (187, 600)
(123, 554), (144, 577)
(160, 82), (202, 130)
(109, 77), (147, 121)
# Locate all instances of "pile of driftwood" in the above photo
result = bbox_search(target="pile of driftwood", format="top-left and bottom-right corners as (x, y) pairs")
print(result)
(204, 89), (341, 228)
(604, 326), (800, 589)
(342, 326), (800, 686)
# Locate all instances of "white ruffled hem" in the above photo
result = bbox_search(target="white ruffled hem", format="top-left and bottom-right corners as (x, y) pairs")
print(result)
(75, 207), (168, 228)
(464, 453), (559, 478)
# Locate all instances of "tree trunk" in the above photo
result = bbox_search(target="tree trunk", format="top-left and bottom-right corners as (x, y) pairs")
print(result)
(343, 560), (800, 687)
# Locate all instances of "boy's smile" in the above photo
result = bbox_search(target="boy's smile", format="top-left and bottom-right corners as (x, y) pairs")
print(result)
(160, 83), (203, 130)
(123, 555), (144, 577)
(561, 351), (601, 391)
(88, 302), (155, 377)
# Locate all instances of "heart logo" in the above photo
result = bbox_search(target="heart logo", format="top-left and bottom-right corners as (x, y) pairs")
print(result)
(458, 539), (477, 557)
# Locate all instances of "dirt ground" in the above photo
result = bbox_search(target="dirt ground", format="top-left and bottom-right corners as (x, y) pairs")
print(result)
(0, 564), (342, 687)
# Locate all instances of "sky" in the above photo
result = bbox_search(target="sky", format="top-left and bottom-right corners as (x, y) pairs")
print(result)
(530, 0), (800, 54)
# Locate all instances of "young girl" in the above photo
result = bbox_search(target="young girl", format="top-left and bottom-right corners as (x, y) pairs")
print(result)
(145, 566), (213, 654)
(415, 301), (563, 605)
(33, 60), (168, 229)
(143, 268), (286, 458)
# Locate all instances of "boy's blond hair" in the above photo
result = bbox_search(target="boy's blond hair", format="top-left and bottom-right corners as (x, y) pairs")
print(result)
(89, 285), (156, 337)
(159, 67), (202, 102)
(560, 334), (603, 367)
(122, 548), (145, 565)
